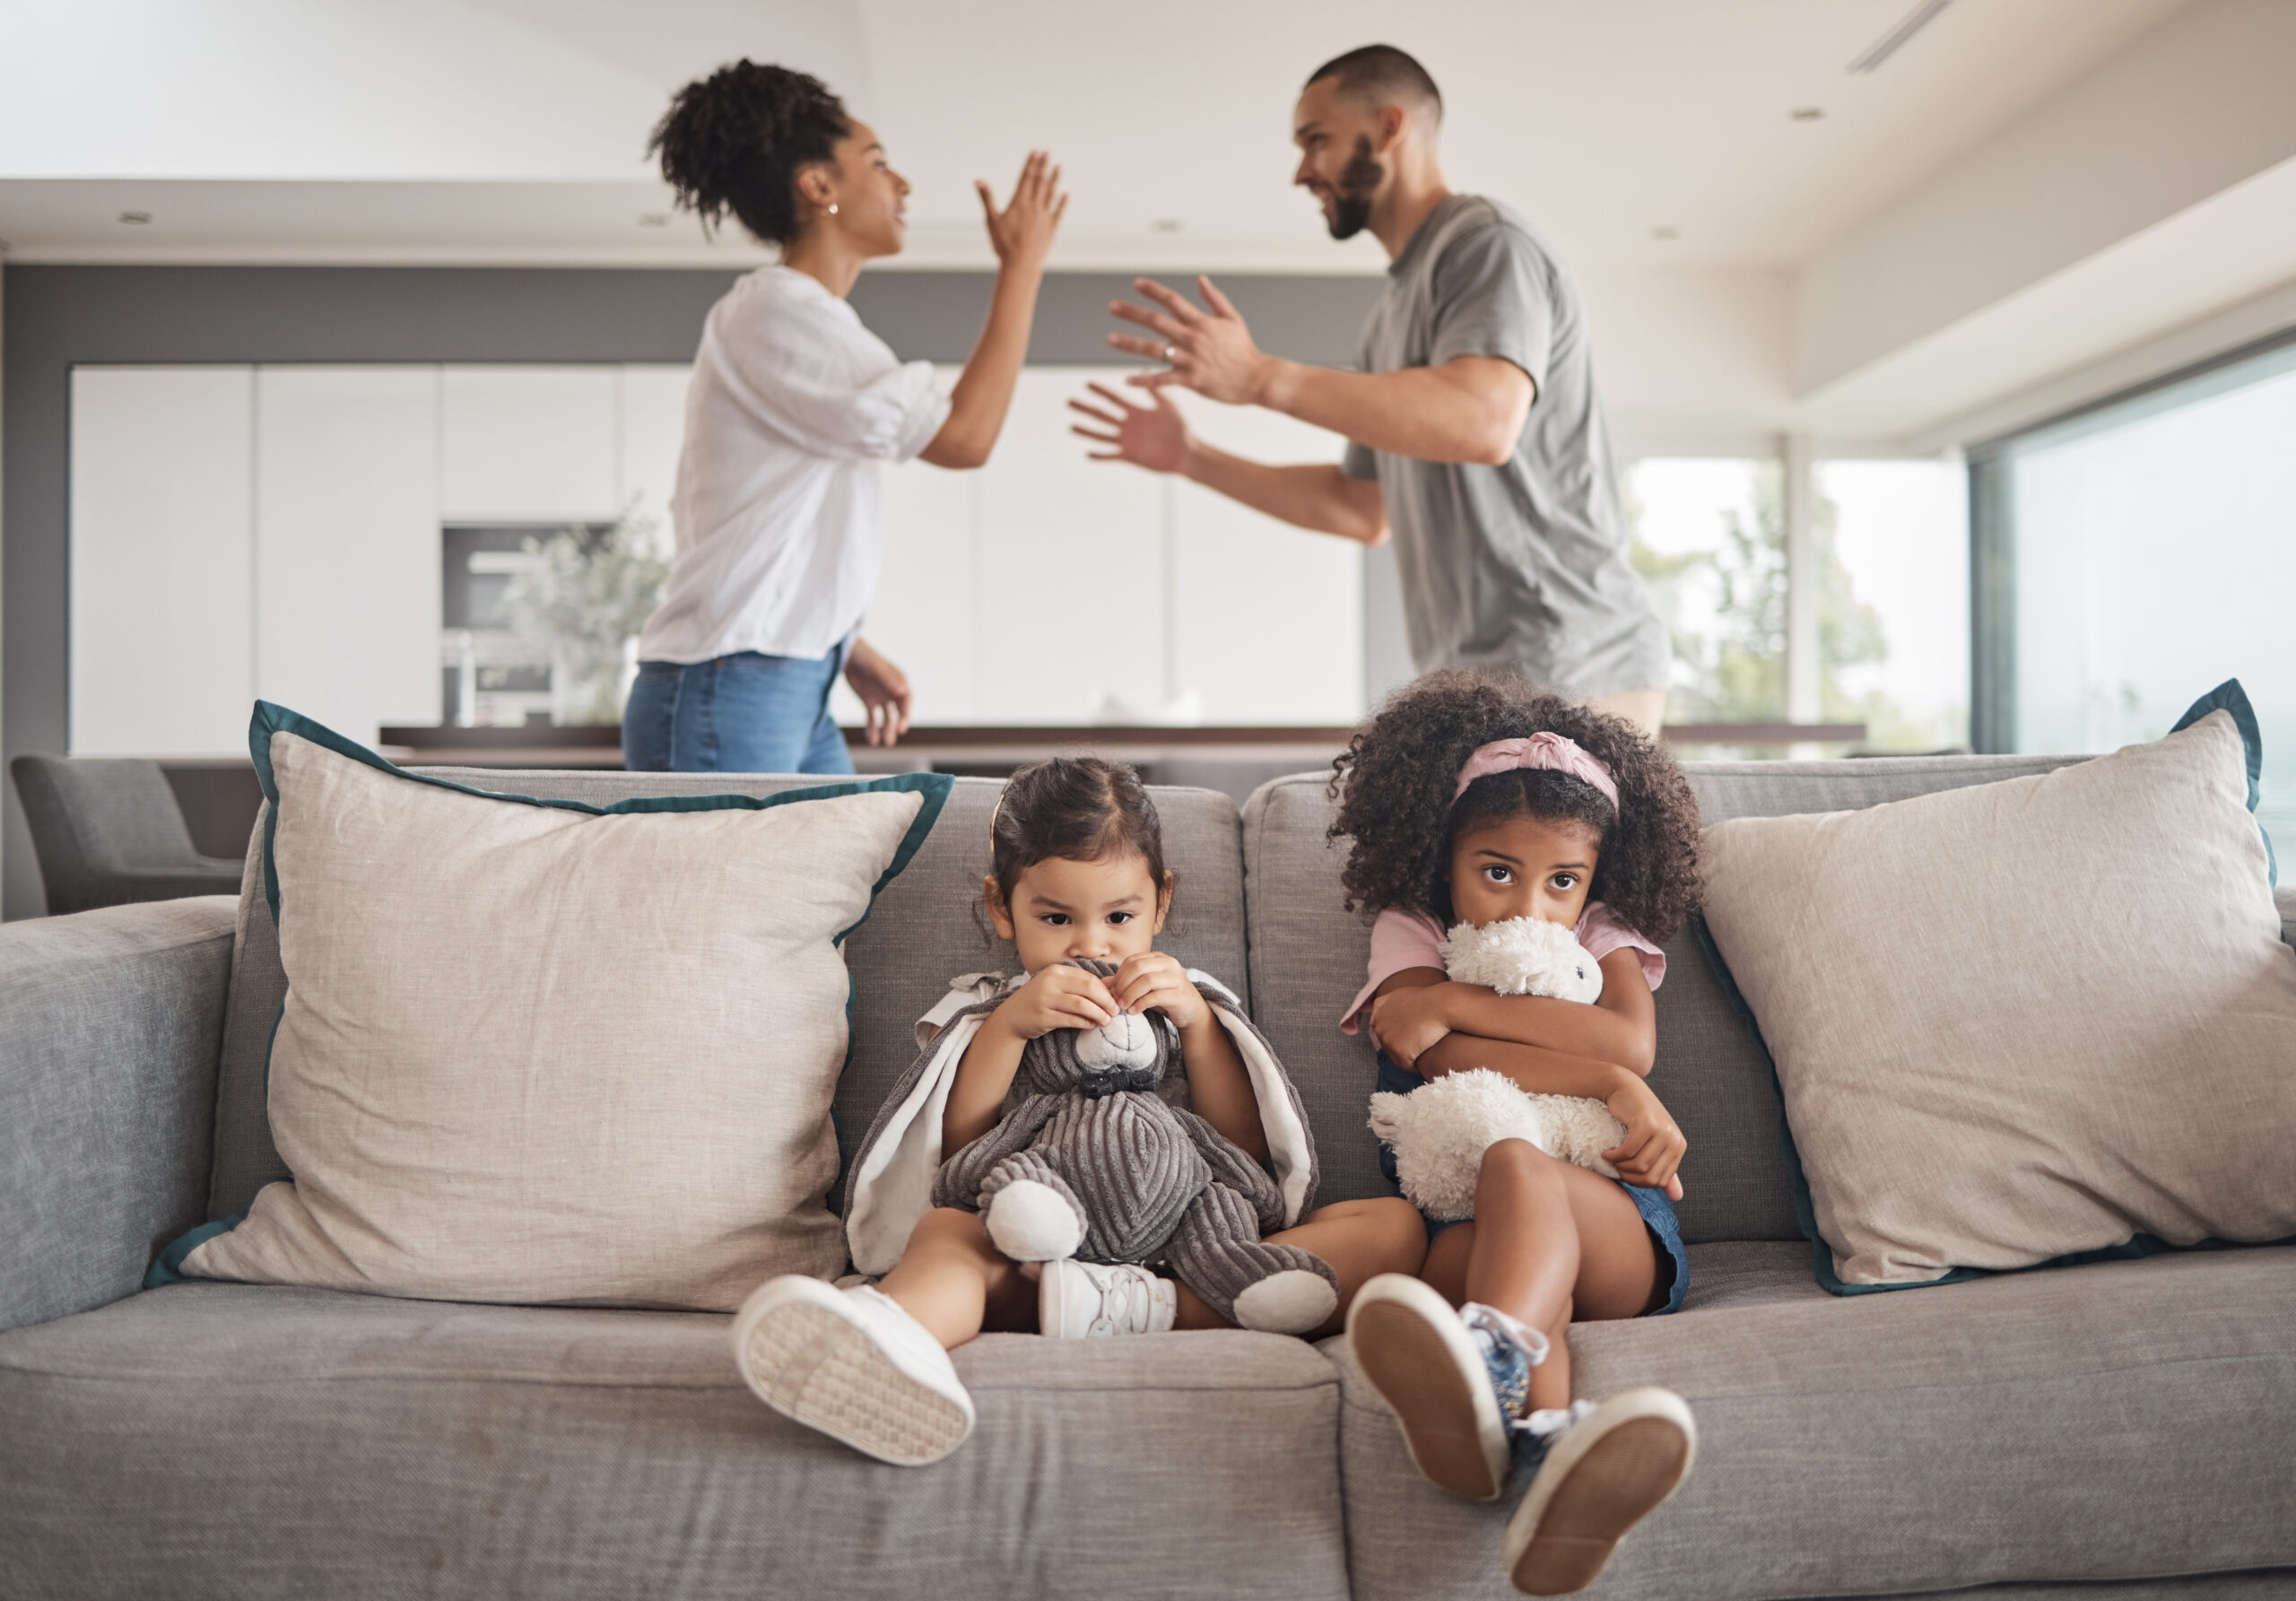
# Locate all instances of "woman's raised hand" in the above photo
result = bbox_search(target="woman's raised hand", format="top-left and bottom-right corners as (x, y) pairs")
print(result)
(976, 150), (1067, 274)
(1067, 380), (1191, 474)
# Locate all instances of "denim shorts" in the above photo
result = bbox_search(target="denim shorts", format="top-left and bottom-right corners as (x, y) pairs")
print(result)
(622, 642), (855, 776)
(1375, 1054), (1688, 1317)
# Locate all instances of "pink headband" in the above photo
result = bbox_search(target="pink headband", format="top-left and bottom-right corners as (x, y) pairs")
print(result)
(1454, 734), (1621, 814)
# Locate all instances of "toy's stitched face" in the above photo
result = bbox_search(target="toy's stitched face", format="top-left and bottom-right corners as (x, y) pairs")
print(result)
(1448, 814), (1601, 932)
(1017, 960), (1170, 1094)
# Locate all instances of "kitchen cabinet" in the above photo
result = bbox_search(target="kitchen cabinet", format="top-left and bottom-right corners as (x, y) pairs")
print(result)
(69, 366), (256, 756)
(255, 368), (443, 744)
(1170, 395), (1364, 725)
(439, 366), (621, 524)
(618, 365), (692, 532)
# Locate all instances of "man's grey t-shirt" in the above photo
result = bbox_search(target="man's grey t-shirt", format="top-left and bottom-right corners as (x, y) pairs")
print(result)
(1344, 194), (1666, 700)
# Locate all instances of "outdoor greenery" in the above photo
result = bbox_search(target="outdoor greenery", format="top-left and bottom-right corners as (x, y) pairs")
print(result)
(1629, 466), (1943, 752)
(500, 508), (672, 726)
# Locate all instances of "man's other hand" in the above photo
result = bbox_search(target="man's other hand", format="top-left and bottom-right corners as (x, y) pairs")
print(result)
(1068, 380), (1190, 473)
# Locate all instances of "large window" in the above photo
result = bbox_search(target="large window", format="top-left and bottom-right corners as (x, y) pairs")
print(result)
(1628, 453), (1966, 752)
(1973, 337), (2296, 841)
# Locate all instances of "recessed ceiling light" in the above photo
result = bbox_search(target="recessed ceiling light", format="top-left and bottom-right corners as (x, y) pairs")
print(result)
(117, 210), (152, 225)
(638, 213), (672, 228)
(1650, 226), (1680, 241)
(1790, 107), (1824, 122)
(1150, 218), (1183, 233)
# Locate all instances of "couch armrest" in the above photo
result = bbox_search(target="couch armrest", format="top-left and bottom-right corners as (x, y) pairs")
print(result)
(0, 896), (234, 1333)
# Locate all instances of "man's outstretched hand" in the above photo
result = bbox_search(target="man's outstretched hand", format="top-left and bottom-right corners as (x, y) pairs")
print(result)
(1107, 276), (1279, 407)
(1067, 380), (1190, 473)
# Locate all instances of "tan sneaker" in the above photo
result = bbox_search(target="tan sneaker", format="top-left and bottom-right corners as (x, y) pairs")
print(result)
(1344, 1273), (1528, 1501)
(1502, 1387), (1696, 1595)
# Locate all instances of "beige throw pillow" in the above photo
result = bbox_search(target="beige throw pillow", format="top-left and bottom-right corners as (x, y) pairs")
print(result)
(1700, 707), (2295, 1289)
(169, 710), (949, 1310)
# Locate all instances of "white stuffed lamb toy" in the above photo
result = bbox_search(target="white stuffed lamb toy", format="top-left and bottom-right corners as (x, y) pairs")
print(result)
(1367, 916), (1630, 1221)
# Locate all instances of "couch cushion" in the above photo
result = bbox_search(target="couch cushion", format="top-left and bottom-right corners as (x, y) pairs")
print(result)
(0, 1283), (1346, 1601)
(208, 773), (1250, 1227)
(1333, 1241), (2296, 1601)
(1702, 705), (2294, 1290)
(181, 713), (952, 1310)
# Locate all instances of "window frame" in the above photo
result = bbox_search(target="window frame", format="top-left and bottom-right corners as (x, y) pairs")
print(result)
(1964, 326), (2296, 753)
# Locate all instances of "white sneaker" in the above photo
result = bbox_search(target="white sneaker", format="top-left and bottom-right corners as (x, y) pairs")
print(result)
(1502, 1387), (1696, 1596)
(1345, 1273), (1527, 1502)
(1039, 1259), (1177, 1339)
(731, 1276), (975, 1466)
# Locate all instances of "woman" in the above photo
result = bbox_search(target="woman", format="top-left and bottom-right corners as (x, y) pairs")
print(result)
(625, 61), (1065, 773)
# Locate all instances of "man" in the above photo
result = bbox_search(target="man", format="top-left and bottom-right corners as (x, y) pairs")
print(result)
(1070, 44), (1667, 735)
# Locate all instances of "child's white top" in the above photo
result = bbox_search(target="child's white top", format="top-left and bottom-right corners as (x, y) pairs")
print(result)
(636, 265), (952, 665)
(1339, 903), (1665, 1034)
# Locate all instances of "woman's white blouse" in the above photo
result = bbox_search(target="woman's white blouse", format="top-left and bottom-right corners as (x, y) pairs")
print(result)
(637, 265), (952, 665)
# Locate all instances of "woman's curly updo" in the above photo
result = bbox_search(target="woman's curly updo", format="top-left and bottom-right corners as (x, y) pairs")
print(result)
(649, 60), (850, 247)
(1326, 673), (1703, 941)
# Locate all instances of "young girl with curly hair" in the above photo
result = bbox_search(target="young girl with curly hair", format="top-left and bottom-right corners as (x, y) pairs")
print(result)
(1330, 673), (1704, 1597)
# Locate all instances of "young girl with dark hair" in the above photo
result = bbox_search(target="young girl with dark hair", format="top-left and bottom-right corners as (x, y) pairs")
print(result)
(733, 758), (1425, 1465)
(624, 61), (1065, 774)
(1330, 673), (1704, 1597)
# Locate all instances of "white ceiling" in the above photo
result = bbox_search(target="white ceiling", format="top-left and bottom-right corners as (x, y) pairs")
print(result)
(0, 0), (2193, 272)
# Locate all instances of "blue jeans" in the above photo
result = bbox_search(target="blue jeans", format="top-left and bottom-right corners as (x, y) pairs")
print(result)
(621, 645), (855, 775)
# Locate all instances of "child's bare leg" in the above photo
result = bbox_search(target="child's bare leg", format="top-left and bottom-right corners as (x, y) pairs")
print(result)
(1420, 1140), (1659, 1410)
(877, 1207), (1036, 1348)
(1173, 1196), (1428, 1336)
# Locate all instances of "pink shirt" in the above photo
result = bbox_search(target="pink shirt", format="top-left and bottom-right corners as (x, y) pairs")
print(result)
(1339, 902), (1665, 1035)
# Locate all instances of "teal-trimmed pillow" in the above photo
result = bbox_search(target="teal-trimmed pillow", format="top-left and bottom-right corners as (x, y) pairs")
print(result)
(1699, 681), (2294, 1293)
(151, 701), (950, 1311)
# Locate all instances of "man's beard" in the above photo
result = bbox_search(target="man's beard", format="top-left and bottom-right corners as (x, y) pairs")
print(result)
(1323, 135), (1384, 240)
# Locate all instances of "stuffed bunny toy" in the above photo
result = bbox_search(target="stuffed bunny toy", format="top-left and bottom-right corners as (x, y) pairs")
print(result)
(1368, 917), (1631, 1222)
(929, 960), (1340, 1334)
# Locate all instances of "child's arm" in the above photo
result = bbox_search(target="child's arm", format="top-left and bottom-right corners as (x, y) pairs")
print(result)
(1367, 947), (1657, 1075)
(1114, 952), (1267, 1165)
(1414, 1031), (1687, 1197)
(944, 966), (1121, 1153)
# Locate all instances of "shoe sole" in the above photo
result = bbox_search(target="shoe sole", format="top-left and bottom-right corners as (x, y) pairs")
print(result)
(735, 1293), (972, 1466)
(1504, 1389), (1695, 1596)
(1346, 1275), (1509, 1502)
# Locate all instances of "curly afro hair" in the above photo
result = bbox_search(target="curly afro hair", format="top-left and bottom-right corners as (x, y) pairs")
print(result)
(649, 60), (849, 247)
(1326, 673), (1703, 942)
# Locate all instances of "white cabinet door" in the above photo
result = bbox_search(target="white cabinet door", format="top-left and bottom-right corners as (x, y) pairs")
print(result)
(975, 368), (1167, 723)
(440, 366), (619, 523)
(254, 368), (443, 744)
(618, 364), (691, 537)
(69, 366), (256, 756)
(1170, 396), (1364, 724)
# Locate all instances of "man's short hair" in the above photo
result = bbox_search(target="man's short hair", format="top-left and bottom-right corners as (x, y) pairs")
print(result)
(1305, 45), (1442, 120)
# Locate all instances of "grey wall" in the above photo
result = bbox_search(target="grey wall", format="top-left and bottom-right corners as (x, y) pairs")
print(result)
(1, 263), (1384, 918)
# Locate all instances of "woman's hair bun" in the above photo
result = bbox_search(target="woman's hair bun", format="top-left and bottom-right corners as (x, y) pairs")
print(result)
(648, 59), (849, 248)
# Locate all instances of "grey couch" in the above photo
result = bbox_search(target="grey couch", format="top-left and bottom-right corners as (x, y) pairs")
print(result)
(4, 756), (2292, 1601)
